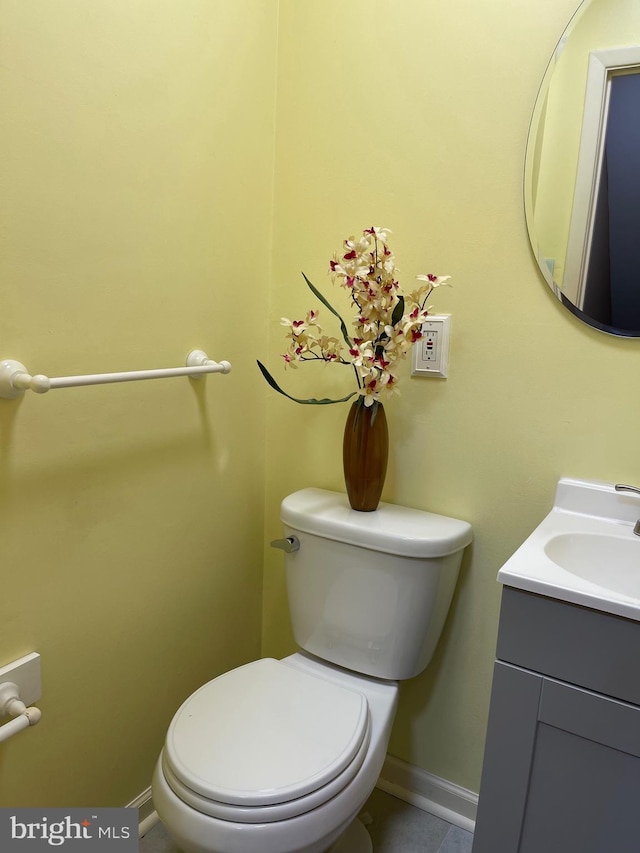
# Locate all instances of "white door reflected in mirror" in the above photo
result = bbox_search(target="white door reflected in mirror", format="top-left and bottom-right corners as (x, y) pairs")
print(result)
(525, 0), (640, 337)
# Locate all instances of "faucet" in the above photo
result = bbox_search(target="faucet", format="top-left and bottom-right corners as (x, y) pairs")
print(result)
(614, 484), (640, 536)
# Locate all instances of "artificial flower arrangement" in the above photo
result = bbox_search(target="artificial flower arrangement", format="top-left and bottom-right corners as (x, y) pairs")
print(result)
(258, 226), (451, 409)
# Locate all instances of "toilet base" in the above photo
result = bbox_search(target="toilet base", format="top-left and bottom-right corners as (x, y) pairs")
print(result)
(329, 818), (372, 853)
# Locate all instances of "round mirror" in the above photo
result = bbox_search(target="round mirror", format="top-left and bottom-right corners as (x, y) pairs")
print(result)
(525, 0), (640, 336)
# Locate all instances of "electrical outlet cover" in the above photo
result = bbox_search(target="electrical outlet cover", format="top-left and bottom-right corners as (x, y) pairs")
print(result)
(411, 315), (451, 379)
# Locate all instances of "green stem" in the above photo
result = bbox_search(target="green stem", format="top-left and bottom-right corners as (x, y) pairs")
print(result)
(257, 360), (357, 406)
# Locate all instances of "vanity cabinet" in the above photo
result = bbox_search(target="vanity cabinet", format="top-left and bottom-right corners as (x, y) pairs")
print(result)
(472, 587), (640, 853)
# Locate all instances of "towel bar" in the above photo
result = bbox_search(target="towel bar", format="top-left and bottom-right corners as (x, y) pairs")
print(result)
(0, 350), (231, 399)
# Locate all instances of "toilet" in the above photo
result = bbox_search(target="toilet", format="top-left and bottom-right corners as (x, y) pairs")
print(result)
(152, 488), (472, 853)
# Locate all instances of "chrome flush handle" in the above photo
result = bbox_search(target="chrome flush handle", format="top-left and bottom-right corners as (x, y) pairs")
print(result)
(270, 536), (301, 553)
(614, 484), (640, 536)
(615, 483), (640, 496)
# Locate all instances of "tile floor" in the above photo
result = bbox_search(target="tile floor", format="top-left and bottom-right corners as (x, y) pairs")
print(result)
(139, 787), (474, 853)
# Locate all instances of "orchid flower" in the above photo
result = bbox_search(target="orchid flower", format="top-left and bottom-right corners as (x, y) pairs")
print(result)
(258, 228), (451, 406)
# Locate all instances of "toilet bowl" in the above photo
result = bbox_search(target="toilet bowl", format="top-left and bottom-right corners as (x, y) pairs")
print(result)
(153, 652), (398, 853)
(152, 488), (472, 853)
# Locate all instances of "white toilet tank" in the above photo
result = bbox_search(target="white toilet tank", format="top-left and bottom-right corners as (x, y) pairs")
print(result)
(280, 488), (473, 681)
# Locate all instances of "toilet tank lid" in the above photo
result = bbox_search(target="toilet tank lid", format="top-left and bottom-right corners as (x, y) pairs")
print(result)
(280, 488), (473, 557)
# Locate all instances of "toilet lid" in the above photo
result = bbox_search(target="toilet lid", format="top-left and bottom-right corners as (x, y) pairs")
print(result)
(164, 658), (369, 808)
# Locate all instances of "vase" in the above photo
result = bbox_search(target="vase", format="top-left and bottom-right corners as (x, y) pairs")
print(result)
(342, 397), (389, 512)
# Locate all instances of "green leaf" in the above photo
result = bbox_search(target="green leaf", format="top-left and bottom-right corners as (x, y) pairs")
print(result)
(391, 294), (405, 328)
(370, 398), (380, 426)
(257, 361), (357, 405)
(302, 272), (353, 348)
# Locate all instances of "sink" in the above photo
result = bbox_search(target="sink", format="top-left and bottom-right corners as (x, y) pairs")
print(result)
(544, 532), (640, 599)
(497, 478), (640, 621)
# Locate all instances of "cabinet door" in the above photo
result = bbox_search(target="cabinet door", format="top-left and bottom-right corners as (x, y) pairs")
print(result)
(472, 663), (543, 853)
(473, 663), (640, 853)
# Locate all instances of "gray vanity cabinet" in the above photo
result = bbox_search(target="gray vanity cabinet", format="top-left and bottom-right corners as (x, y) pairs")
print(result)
(472, 587), (640, 853)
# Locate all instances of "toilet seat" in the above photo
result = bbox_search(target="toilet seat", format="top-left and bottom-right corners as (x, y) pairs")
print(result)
(162, 658), (371, 823)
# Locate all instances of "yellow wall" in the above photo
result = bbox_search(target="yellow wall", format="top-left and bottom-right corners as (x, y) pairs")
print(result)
(0, 0), (277, 806)
(263, 0), (640, 795)
(3, 0), (640, 812)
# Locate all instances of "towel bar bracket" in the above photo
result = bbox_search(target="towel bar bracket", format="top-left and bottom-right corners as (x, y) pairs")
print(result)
(0, 360), (29, 399)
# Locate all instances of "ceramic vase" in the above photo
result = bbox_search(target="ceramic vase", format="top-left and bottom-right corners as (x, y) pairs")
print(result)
(342, 397), (389, 512)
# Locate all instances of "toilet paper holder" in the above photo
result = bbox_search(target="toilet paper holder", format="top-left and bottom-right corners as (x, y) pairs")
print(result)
(0, 682), (41, 744)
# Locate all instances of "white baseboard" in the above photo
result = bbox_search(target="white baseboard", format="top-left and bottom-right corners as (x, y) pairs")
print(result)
(376, 755), (478, 833)
(129, 755), (478, 839)
(125, 786), (159, 838)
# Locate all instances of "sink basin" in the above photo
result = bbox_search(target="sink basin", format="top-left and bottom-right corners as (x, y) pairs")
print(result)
(497, 478), (640, 621)
(544, 532), (640, 599)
